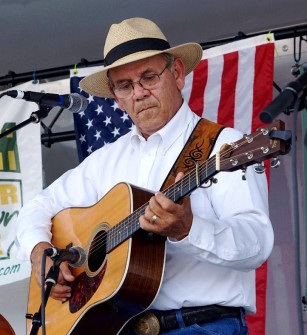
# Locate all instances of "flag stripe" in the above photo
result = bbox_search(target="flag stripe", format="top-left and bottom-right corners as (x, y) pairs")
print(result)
(217, 51), (239, 127)
(252, 43), (275, 132)
(234, 47), (256, 133)
(203, 55), (224, 122)
(188, 59), (208, 117)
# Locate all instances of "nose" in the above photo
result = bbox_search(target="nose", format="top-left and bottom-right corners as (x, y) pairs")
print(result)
(132, 82), (149, 99)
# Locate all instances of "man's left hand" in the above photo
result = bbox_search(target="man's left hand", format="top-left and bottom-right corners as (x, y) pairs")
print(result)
(139, 172), (193, 240)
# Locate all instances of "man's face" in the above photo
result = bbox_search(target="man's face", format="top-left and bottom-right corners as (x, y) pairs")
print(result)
(108, 54), (185, 139)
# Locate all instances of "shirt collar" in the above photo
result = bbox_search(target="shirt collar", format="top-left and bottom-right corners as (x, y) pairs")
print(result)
(129, 100), (194, 154)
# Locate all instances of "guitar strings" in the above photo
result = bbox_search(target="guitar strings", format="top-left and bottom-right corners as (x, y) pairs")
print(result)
(83, 130), (268, 262)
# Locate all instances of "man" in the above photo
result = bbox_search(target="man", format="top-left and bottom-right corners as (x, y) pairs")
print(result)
(16, 18), (273, 334)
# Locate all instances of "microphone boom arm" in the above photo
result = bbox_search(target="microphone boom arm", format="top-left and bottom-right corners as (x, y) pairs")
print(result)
(260, 70), (307, 123)
(0, 105), (52, 139)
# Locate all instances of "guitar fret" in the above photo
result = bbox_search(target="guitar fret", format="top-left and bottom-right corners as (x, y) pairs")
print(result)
(122, 220), (129, 239)
(173, 184), (175, 201)
(180, 179), (183, 197)
(106, 231), (111, 252)
(108, 204), (149, 253)
(176, 180), (182, 201)
(114, 226), (118, 247)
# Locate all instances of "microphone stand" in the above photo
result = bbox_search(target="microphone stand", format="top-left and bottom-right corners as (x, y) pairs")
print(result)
(0, 105), (52, 139)
(27, 251), (61, 335)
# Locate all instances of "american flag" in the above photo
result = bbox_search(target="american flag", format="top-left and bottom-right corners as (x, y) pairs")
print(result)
(71, 34), (274, 335)
(70, 76), (133, 161)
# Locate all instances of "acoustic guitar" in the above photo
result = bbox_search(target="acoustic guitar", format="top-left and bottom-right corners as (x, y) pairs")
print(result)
(26, 120), (288, 334)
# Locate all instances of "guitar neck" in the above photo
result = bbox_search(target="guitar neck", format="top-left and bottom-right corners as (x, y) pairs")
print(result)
(106, 156), (218, 253)
(164, 155), (218, 202)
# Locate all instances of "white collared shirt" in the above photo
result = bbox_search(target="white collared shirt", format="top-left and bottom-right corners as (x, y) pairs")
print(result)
(15, 101), (273, 314)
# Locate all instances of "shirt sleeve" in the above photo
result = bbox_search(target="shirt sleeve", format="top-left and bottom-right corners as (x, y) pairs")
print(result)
(167, 127), (274, 271)
(14, 150), (102, 262)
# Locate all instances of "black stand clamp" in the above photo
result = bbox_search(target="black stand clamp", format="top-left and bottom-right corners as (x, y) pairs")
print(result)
(0, 106), (52, 140)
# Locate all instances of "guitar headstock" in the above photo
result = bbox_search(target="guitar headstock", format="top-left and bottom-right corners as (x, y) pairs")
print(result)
(218, 120), (290, 172)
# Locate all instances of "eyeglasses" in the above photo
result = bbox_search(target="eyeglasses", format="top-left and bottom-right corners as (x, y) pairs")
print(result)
(112, 65), (168, 99)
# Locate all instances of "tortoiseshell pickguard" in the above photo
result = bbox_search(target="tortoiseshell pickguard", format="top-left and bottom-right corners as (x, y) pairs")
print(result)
(69, 262), (107, 313)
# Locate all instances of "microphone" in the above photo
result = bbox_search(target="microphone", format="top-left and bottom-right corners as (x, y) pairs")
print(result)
(44, 246), (87, 268)
(260, 70), (307, 123)
(3, 90), (88, 113)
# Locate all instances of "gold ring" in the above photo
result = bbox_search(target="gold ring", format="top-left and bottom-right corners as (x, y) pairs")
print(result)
(150, 214), (157, 224)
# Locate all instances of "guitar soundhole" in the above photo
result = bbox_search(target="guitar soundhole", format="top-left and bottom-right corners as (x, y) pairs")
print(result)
(88, 229), (107, 272)
(69, 227), (108, 313)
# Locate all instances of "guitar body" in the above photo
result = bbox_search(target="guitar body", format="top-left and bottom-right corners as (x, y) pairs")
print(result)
(26, 183), (166, 335)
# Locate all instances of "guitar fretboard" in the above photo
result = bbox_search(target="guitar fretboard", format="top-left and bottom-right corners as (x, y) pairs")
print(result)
(106, 156), (218, 253)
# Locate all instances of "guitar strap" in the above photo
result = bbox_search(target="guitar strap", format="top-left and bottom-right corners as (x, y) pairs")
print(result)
(160, 118), (225, 191)
(129, 119), (225, 335)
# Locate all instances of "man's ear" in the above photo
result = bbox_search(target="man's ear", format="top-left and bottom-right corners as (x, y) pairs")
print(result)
(173, 58), (185, 91)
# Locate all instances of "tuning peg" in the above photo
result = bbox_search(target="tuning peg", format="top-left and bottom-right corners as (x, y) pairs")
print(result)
(270, 158), (281, 168)
(243, 134), (253, 143)
(254, 162), (266, 174)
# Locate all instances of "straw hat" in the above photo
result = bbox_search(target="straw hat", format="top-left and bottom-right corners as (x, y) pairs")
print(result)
(79, 17), (203, 98)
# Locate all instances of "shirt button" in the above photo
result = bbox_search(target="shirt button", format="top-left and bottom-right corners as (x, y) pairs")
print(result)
(196, 239), (201, 245)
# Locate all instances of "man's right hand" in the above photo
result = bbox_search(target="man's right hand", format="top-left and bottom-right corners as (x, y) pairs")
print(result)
(30, 242), (75, 301)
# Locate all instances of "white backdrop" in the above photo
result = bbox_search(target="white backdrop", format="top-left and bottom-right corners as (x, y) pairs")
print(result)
(0, 78), (71, 334)
(0, 81), (43, 286)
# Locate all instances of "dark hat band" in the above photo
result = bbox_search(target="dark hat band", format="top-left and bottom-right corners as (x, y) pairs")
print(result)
(104, 38), (171, 66)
